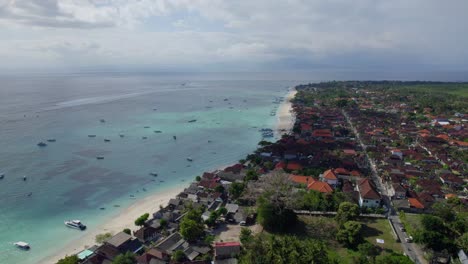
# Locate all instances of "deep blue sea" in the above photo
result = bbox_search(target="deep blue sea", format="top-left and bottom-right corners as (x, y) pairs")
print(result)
(0, 71), (467, 264)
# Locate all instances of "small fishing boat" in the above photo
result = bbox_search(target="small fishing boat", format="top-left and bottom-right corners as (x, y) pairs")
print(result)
(23, 176), (27, 181)
(188, 119), (197, 123)
(88, 135), (96, 138)
(142, 136), (147, 139)
(100, 119), (106, 123)
(47, 139), (56, 142)
(0, 173), (4, 179)
(187, 157), (193, 162)
(14, 241), (30, 250)
(154, 130), (162, 133)
(37, 142), (47, 147)
(149, 172), (158, 177)
(104, 139), (111, 142)
(173, 135), (177, 140)
(119, 134), (125, 138)
(96, 156), (104, 160)
(144, 126), (150, 129)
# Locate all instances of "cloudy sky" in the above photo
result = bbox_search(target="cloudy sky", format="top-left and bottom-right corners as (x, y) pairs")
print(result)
(1, 0), (467, 71)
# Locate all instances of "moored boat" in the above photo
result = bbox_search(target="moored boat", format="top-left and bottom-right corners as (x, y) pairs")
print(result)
(37, 142), (47, 147)
(88, 135), (96, 138)
(96, 156), (104, 160)
(47, 139), (56, 142)
(65, 220), (86, 230)
(14, 241), (30, 250)
(187, 157), (193, 162)
(0, 173), (4, 179)
(149, 172), (158, 177)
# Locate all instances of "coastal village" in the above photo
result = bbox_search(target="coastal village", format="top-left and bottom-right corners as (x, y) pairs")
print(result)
(56, 81), (467, 264)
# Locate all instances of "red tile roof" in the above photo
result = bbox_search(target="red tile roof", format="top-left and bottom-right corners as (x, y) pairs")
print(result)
(307, 181), (333, 193)
(408, 198), (425, 209)
(358, 179), (381, 200)
(334, 168), (350, 175)
(215, 242), (241, 247)
(343, 149), (357, 155)
(286, 162), (303, 171)
(323, 169), (338, 180)
(289, 175), (314, 185)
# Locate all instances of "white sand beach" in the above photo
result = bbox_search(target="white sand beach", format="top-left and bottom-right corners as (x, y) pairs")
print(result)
(276, 88), (297, 137)
(38, 185), (185, 264)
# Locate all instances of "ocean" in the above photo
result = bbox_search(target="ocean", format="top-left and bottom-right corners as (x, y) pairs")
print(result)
(1, 70), (467, 264)
(0, 72), (296, 264)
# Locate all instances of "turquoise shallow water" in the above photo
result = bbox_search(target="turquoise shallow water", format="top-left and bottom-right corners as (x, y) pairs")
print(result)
(0, 73), (292, 264)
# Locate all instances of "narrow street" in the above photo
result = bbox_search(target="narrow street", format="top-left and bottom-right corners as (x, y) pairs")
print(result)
(342, 110), (427, 264)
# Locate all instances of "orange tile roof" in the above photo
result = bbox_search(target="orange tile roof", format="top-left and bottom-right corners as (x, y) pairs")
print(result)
(286, 162), (303, 171)
(289, 175), (313, 185)
(445, 193), (457, 199)
(408, 198), (425, 209)
(323, 169), (338, 180)
(307, 181), (333, 193)
(334, 168), (350, 175)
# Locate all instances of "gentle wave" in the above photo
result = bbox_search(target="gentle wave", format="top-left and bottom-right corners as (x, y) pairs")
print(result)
(43, 91), (154, 111)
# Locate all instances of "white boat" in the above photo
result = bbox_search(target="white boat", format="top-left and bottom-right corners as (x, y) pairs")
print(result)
(14, 241), (30, 250)
(65, 220), (87, 230)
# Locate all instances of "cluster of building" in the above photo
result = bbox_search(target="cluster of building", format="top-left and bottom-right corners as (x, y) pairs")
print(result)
(345, 89), (467, 212)
(77, 164), (250, 264)
(254, 100), (382, 209)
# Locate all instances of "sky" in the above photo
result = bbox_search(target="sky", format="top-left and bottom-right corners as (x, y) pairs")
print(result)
(1, 0), (468, 72)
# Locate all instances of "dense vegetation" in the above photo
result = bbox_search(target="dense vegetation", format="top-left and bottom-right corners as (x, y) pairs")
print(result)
(239, 233), (331, 264)
(401, 198), (468, 254)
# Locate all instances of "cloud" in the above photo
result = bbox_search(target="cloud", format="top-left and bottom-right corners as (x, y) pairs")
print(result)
(0, 0), (467, 71)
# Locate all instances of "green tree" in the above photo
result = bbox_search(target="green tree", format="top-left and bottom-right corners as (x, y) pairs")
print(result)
(160, 218), (168, 228)
(95, 232), (113, 244)
(218, 207), (228, 215)
(122, 228), (131, 235)
(180, 209), (204, 241)
(257, 195), (297, 232)
(335, 202), (360, 226)
(215, 185), (225, 193)
(56, 255), (79, 264)
(229, 182), (245, 199)
(336, 221), (362, 248)
(112, 252), (137, 264)
(134, 213), (149, 226)
(375, 253), (413, 264)
(204, 234), (215, 245)
(195, 176), (201, 181)
(239, 234), (330, 264)
(245, 169), (259, 181)
(172, 250), (186, 263)
(240, 227), (253, 245)
(456, 232), (468, 252)
(358, 242), (379, 261)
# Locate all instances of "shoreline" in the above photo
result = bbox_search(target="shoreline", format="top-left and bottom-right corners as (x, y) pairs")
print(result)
(38, 185), (185, 264)
(39, 89), (297, 264)
(275, 88), (297, 137)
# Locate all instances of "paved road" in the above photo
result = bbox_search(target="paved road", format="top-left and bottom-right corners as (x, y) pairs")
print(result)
(342, 110), (427, 264)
